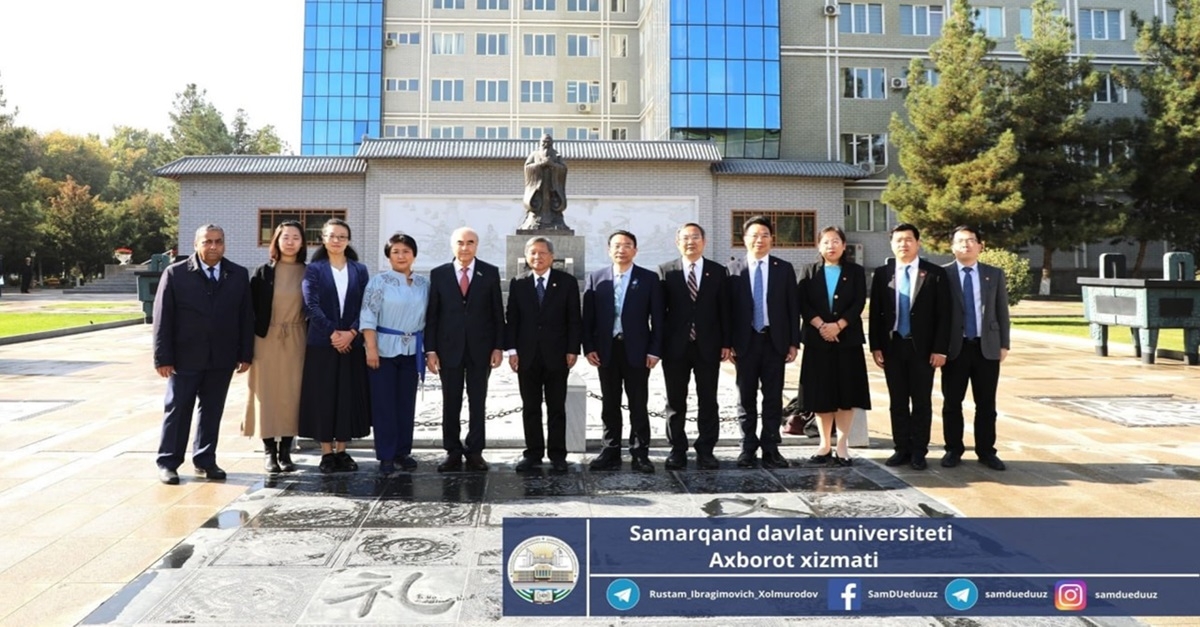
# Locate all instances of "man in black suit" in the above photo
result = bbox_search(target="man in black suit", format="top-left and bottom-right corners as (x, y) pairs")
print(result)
(505, 236), (582, 473)
(728, 215), (799, 469)
(868, 223), (951, 471)
(583, 230), (664, 473)
(941, 225), (1011, 471)
(658, 223), (730, 470)
(152, 224), (253, 485)
(426, 226), (505, 472)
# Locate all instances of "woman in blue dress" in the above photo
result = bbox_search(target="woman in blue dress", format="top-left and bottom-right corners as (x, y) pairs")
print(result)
(361, 233), (429, 473)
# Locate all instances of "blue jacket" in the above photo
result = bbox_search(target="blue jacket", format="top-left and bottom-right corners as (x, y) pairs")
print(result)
(302, 259), (370, 347)
(152, 253), (253, 370)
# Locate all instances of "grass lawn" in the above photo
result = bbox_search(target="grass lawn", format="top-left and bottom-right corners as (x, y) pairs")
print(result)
(1012, 316), (1186, 352)
(40, 302), (140, 312)
(0, 313), (142, 338)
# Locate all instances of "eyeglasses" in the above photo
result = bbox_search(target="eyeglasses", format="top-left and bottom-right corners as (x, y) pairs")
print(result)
(677, 235), (704, 242)
(324, 234), (349, 242)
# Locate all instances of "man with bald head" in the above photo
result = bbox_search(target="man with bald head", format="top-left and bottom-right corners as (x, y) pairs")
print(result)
(426, 226), (505, 472)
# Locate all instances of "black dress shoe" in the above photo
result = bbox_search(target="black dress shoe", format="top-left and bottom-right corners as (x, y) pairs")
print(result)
(396, 455), (418, 471)
(630, 456), (656, 473)
(736, 452), (759, 468)
(550, 459), (570, 473)
(437, 455), (463, 472)
(910, 456), (928, 470)
(884, 451), (911, 467)
(515, 457), (542, 472)
(978, 455), (1007, 471)
(319, 453), (338, 473)
(940, 451), (963, 468)
(378, 460), (396, 474)
(761, 450), (790, 469)
(832, 453), (853, 467)
(695, 453), (720, 470)
(194, 465), (227, 481)
(334, 451), (358, 472)
(158, 467), (180, 485)
(664, 453), (687, 470)
(807, 451), (833, 465)
(465, 454), (490, 472)
(588, 451), (621, 471)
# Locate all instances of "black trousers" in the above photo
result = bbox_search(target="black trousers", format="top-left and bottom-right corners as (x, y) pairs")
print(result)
(597, 338), (651, 456)
(662, 342), (721, 455)
(157, 368), (234, 470)
(941, 340), (1000, 458)
(734, 331), (785, 456)
(517, 353), (569, 462)
(440, 362), (491, 456)
(883, 334), (935, 457)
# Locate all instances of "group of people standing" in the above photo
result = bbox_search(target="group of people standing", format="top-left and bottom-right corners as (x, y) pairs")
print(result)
(150, 214), (1008, 485)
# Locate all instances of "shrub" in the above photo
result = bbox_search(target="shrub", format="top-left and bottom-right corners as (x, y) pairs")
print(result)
(979, 249), (1032, 306)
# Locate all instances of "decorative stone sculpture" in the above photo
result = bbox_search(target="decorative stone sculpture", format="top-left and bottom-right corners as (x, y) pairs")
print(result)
(520, 134), (570, 232)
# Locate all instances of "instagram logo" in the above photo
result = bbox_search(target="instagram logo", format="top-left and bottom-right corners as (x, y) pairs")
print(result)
(1054, 580), (1087, 611)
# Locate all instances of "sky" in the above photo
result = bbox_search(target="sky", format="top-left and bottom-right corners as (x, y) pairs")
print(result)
(0, 0), (305, 151)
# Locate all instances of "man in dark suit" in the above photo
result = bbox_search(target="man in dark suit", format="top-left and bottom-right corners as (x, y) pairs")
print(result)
(728, 215), (799, 469)
(868, 223), (951, 471)
(426, 226), (505, 472)
(658, 223), (730, 470)
(583, 230), (664, 473)
(505, 236), (582, 473)
(941, 225), (1011, 471)
(152, 224), (253, 485)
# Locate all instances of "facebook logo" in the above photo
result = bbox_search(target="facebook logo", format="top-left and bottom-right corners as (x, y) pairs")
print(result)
(828, 579), (862, 611)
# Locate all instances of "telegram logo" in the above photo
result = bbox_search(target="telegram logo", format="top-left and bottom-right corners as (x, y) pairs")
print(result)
(606, 578), (640, 611)
(944, 578), (979, 611)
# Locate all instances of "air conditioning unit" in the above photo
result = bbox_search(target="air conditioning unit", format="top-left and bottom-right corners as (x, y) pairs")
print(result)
(577, 103), (593, 113)
(384, 39), (398, 48)
(890, 77), (907, 90)
(823, 1), (840, 17)
(847, 243), (865, 265)
(859, 161), (876, 173)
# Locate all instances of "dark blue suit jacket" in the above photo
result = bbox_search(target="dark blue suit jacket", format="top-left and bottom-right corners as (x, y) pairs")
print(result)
(425, 258), (505, 369)
(302, 259), (369, 347)
(582, 264), (663, 367)
(727, 255), (800, 356)
(152, 253), (253, 370)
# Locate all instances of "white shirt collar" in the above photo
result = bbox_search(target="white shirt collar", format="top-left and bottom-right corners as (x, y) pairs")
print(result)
(454, 259), (475, 275)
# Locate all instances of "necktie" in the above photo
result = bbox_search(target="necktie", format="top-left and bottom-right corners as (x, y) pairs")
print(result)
(897, 265), (912, 338)
(752, 261), (765, 332)
(963, 267), (978, 339)
(536, 276), (545, 305)
(687, 263), (698, 341)
(207, 266), (218, 283)
(613, 273), (624, 336)
(459, 266), (469, 297)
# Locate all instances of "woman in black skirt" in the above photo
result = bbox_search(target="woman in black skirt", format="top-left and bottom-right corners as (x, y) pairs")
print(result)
(298, 218), (371, 472)
(796, 226), (871, 466)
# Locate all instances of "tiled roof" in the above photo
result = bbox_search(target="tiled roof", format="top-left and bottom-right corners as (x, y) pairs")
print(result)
(355, 138), (722, 161)
(712, 160), (873, 179)
(155, 155), (367, 178)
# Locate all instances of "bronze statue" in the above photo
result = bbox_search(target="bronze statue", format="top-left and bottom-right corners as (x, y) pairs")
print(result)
(520, 134), (569, 231)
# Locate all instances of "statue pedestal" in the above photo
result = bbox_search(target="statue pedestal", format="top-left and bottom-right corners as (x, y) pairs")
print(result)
(506, 234), (586, 284)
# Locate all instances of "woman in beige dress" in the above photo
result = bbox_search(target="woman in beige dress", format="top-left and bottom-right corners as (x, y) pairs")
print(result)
(244, 220), (307, 472)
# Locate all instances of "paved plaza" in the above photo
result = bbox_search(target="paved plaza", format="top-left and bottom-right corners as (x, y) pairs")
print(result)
(0, 292), (1198, 625)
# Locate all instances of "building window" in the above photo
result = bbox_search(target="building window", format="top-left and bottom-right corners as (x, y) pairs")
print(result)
(259, 209), (348, 246)
(842, 133), (888, 168)
(433, 0), (465, 8)
(384, 78), (419, 92)
(611, 127), (628, 140)
(566, 127), (600, 140)
(477, 0), (509, 8)
(899, 5), (943, 36)
(523, 0), (555, 10)
(521, 80), (554, 103)
(1019, 8), (1032, 39)
(567, 0), (598, 11)
(383, 124), (419, 138)
(521, 126), (554, 139)
(431, 32), (466, 55)
(475, 79), (510, 102)
(476, 33), (509, 55)
(844, 200), (890, 233)
(843, 68), (887, 100)
(610, 81), (627, 105)
(838, 3), (883, 35)
(524, 34), (556, 56)
(567, 80), (600, 104)
(475, 126), (510, 138)
(972, 7), (1004, 37)
(1094, 73), (1124, 103)
(611, 0), (626, 12)
(567, 34), (601, 57)
(431, 126), (465, 138)
(731, 211), (818, 248)
(386, 32), (421, 45)
(431, 79), (465, 102)
(1080, 8), (1122, 41)
(610, 34), (627, 58)
(926, 69), (940, 86)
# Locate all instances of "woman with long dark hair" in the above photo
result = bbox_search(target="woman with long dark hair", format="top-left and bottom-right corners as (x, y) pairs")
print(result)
(243, 220), (307, 472)
(796, 226), (871, 466)
(298, 218), (371, 472)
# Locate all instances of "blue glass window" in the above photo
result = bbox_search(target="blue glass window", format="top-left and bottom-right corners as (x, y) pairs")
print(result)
(301, 0), (383, 155)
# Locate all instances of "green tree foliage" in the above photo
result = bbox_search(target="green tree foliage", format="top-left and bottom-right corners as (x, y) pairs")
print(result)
(41, 177), (115, 276)
(168, 84), (234, 157)
(230, 109), (285, 155)
(979, 248), (1032, 306)
(0, 77), (42, 266)
(108, 183), (179, 261)
(882, 0), (1023, 253)
(27, 130), (115, 196)
(105, 126), (173, 201)
(1007, 0), (1120, 286)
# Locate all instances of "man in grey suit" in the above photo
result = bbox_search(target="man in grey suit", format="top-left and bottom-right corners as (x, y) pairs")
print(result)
(940, 225), (1011, 471)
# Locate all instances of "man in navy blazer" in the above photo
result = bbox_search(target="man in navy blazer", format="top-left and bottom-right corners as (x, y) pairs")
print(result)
(152, 224), (253, 485)
(728, 216), (800, 469)
(505, 236), (582, 473)
(658, 223), (730, 470)
(425, 226), (505, 472)
(583, 230), (664, 473)
(868, 223), (952, 471)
